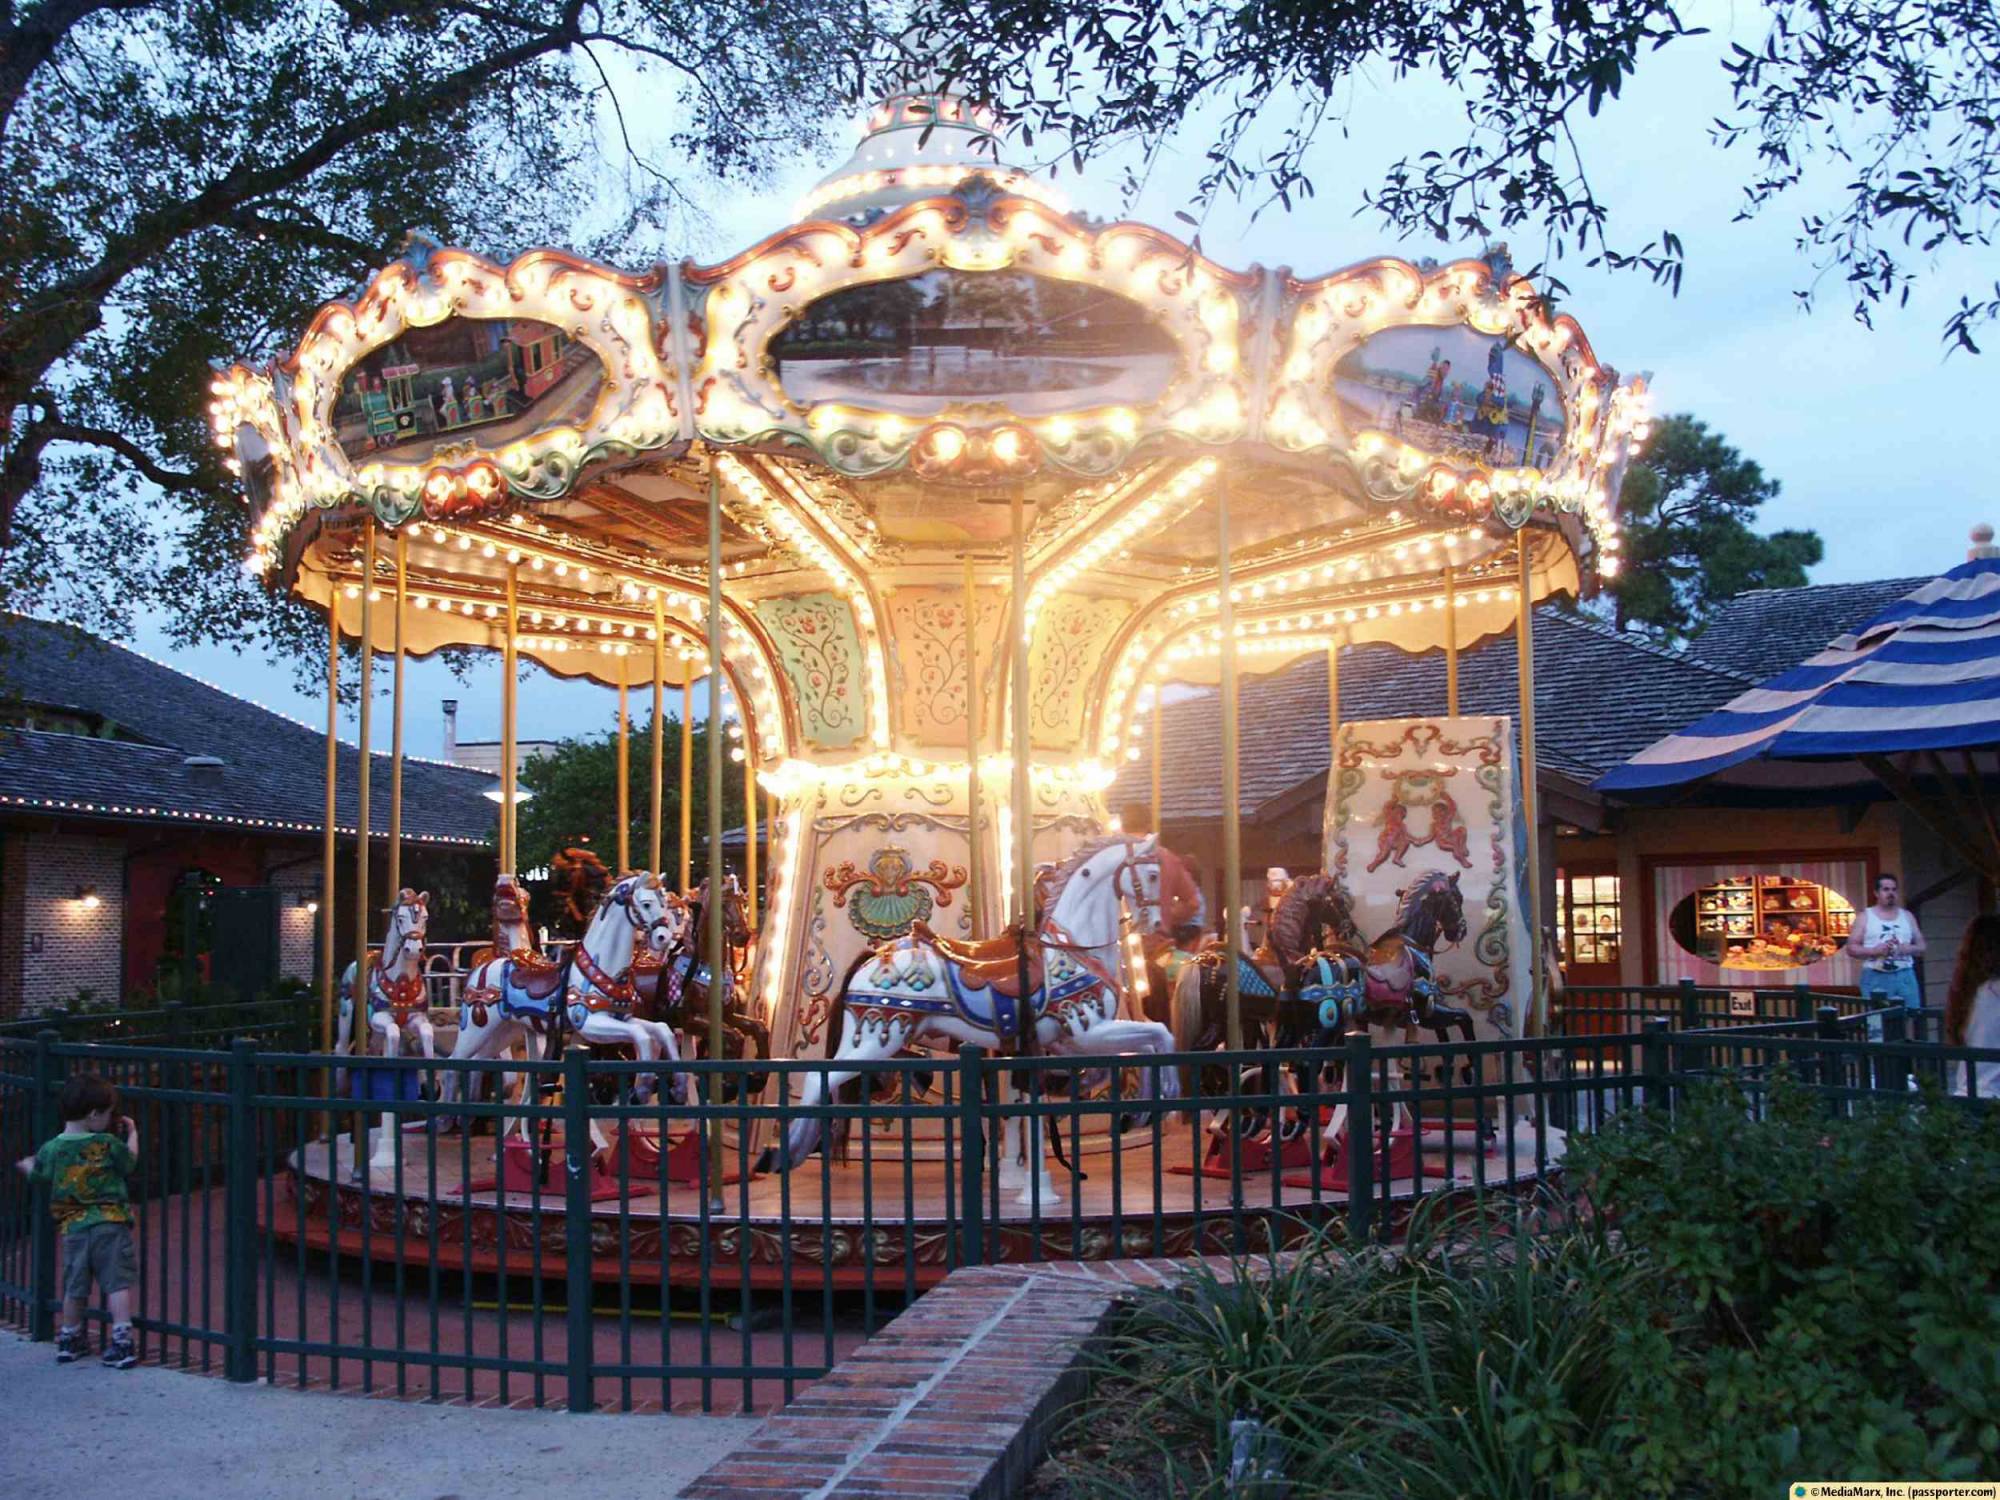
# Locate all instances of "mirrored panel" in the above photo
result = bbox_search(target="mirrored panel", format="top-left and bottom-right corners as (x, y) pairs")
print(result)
(1669, 875), (1856, 972)
(770, 270), (1182, 416)
(332, 316), (607, 468)
(1335, 326), (1565, 468)
(235, 424), (276, 513)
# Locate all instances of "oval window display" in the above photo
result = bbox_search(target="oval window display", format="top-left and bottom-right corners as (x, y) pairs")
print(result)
(770, 269), (1183, 417)
(330, 314), (608, 471)
(1335, 324), (1565, 470)
(1668, 875), (1857, 972)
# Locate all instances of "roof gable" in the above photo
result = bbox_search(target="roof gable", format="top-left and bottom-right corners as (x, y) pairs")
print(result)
(1687, 577), (1929, 683)
(0, 614), (496, 843)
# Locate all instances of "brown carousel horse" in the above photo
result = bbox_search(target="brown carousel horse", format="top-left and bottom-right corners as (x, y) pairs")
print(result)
(635, 875), (771, 1100)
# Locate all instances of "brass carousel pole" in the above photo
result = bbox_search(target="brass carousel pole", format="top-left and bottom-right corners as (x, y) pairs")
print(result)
(1009, 491), (1033, 934)
(679, 674), (694, 892)
(1150, 696), (1163, 840)
(1444, 561), (1460, 716)
(320, 610), (340, 1059)
(616, 655), (631, 872)
(650, 596), (665, 874)
(501, 565), (518, 874)
(962, 556), (984, 937)
(1217, 476), (1243, 1050)
(1516, 531), (1545, 1024)
(705, 474), (726, 1074)
(1326, 634), (1340, 808)
(387, 531), (407, 901)
(742, 693), (759, 927)
(353, 522), (376, 1008)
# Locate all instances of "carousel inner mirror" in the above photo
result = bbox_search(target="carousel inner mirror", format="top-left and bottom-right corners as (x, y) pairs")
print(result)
(1336, 326), (1566, 470)
(330, 314), (610, 470)
(770, 269), (1183, 416)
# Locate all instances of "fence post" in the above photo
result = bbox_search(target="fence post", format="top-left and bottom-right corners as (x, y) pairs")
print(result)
(562, 1046), (595, 1413)
(1344, 1032), (1374, 1245)
(1815, 1005), (1844, 1112)
(1677, 977), (1700, 1031)
(956, 1044), (984, 1268)
(224, 1038), (258, 1382)
(1641, 1017), (1671, 1114)
(1794, 983), (1813, 1024)
(1878, 1007), (1911, 1096)
(163, 1000), (185, 1049)
(27, 1030), (63, 1342)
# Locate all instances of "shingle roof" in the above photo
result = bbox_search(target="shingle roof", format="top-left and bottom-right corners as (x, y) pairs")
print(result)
(1687, 577), (1929, 682)
(1112, 607), (1754, 822)
(0, 614), (496, 844)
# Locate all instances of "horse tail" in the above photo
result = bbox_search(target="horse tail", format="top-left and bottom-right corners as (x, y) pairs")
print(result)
(1171, 961), (1210, 1101)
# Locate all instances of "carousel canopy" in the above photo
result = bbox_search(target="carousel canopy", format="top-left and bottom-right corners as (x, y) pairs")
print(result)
(1598, 537), (2000, 794)
(213, 91), (1649, 781)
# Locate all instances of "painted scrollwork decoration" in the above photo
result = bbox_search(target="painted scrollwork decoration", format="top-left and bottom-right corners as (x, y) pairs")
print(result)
(823, 847), (969, 942)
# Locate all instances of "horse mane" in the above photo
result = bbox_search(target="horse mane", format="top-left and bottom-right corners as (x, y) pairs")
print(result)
(1038, 835), (1131, 922)
(1270, 873), (1352, 962)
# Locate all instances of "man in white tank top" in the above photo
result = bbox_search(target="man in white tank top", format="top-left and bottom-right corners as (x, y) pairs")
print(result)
(1844, 872), (1927, 1011)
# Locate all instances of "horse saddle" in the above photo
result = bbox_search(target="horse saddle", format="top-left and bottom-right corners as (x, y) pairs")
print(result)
(506, 950), (567, 1001)
(910, 920), (1045, 1000)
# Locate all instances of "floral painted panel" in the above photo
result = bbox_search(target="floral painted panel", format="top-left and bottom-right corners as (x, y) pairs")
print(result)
(885, 586), (1006, 746)
(754, 592), (865, 751)
(1028, 594), (1131, 752)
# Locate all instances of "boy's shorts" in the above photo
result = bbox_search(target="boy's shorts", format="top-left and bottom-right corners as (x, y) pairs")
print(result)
(61, 1222), (136, 1296)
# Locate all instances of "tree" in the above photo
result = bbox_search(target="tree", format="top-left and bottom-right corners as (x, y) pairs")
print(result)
(514, 710), (744, 888)
(0, 0), (883, 658)
(910, 0), (2000, 350)
(1610, 413), (1823, 644)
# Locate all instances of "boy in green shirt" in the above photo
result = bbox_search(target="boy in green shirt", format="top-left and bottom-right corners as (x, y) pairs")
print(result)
(15, 1073), (141, 1367)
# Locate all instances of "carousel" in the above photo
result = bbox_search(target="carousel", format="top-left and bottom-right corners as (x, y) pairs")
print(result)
(214, 93), (1648, 1282)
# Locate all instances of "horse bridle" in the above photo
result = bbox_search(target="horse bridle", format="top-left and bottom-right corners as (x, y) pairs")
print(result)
(375, 902), (425, 975)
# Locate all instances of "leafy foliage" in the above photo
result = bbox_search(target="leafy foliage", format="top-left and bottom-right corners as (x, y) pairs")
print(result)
(1611, 412), (1822, 644)
(514, 710), (744, 887)
(911, 0), (2000, 347)
(1035, 1079), (2000, 1497)
(1, 0), (883, 661)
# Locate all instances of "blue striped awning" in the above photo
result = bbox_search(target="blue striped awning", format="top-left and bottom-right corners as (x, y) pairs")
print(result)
(1597, 554), (2000, 792)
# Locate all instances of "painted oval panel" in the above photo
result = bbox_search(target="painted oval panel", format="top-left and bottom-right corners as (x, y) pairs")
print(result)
(330, 315), (608, 470)
(1335, 325), (1565, 469)
(770, 269), (1183, 417)
(1668, 876), (1857, 972)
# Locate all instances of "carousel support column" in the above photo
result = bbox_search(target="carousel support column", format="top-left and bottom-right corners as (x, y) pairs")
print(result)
(354, 522), (376, 1019)
(1516, 531), (1546, 1033)
(502, 566), (519, 874)
(650, 596), (665, 874)
(705, 471), (727, 1194)
(679, 674), (694, 892)
(616, 656), (631, 873)
(963, 556), (984, 937)
(743, 705), (759, 927)
(1009, 486), (1052, 1203)
(320, 611), (339, 1061)
(1445, 561), (1460, 716)
(1217, 477), (1243, 1051)
(387, 533), (407, 901)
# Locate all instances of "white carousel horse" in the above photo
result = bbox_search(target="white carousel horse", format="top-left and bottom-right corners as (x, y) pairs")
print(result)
(453, 872), (683, 1121)
(563, 873), (688, 1104)
(333, 889), (434, 1170)
(762, 835), (1191, 1183)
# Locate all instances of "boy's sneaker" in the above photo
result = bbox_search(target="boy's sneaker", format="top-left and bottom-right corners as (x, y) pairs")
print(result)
(55, 1327), (84, 1363)
(101, 1330), (137, 1369)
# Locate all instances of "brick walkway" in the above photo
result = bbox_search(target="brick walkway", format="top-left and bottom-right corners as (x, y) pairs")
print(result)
(684, 1258), (1217, 1500)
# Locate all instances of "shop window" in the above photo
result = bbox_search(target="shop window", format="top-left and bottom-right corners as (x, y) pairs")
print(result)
(1668, 875), (1856, 972)
(1558, 871), (1621, 969)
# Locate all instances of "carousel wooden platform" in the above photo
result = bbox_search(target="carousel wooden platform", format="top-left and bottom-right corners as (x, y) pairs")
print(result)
(269, 1116), (1565, 1290)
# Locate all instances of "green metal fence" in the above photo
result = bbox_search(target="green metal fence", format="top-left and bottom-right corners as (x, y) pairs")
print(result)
(1553, 980), (1897, 1036)
(0, 1005), (1986, 1413)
